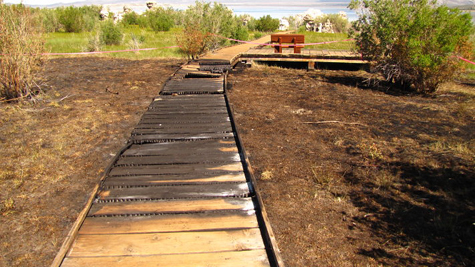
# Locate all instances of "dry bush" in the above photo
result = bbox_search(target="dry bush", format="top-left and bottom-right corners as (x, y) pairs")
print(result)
(176, 25), (211, 60)
(0, 4), (46, 101)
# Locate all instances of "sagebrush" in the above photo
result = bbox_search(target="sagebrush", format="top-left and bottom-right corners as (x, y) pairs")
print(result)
(349, 0), (473, 93)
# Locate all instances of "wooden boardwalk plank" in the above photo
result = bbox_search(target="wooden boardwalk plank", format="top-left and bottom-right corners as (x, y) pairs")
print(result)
(109, 162), (243, 176)
(62, 250), (270, 267)
(139, 117), (230, 124)
(97, 182), (250, 200)
(130, 132), (234, 143)
(88, 197), (255, 217)
(132, 126), (232, 134)
(67, 228), (265, 257)
(79, 211), (258, 234)
(103, 173), (246, 186)
(134, 122), (231, 129)
(123, 140), (237, 156)
(141, 113), (229, 119)
(116, 153), (240, 166)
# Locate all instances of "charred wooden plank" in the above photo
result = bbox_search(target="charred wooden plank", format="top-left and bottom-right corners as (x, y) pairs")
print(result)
(108, 162), (243, 177)
(129, 132), (234, 143)
(116, 153), (240, 166)
(103, 173), (246, 186)
(123, 140), (237, 156)
(97, 182), (250, 201)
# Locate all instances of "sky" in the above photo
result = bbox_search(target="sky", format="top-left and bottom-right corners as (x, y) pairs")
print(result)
(4, 0), (475, 19)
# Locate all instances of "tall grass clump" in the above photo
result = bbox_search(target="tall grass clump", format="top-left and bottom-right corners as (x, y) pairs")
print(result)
(0, 4), (46, 101)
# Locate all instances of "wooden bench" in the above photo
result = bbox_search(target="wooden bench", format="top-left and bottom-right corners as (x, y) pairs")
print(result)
(270, 34), (305, 54)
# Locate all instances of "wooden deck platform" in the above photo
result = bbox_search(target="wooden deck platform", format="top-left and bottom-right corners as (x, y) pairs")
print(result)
(241, 48), (367, 66)
(53, 58), (282, 266)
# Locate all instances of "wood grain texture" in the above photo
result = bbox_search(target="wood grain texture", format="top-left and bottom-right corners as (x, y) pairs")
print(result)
(62, 250), (270, 267)
(67, 228), (265, 257)
(88, 197), (255, 216)
(97, 182), (250, 200)
(103, 173), (247, 186)
(79, 211), (258, 234)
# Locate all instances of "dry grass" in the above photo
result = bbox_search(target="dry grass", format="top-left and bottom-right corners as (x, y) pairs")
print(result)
(0, 5), (46, 101)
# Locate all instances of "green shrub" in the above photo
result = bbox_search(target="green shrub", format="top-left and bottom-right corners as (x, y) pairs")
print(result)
(255, 15), (279, 32)
(0, 4), (46, 101)
(100, 20), (123, 45)
(57, 5), (101, 33)
(147, 8), (174, 32)
(349, 0), (474, 93)
(121, 11), (139, 27)
(232, 24), (249, 42)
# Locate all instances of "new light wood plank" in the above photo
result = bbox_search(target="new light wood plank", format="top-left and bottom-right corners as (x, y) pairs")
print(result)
(67, 228), (265, 257)
(62, 250), (270, 267)
(97, 182), (250, 200)
(103, 173), (247, 186)
(79, 211), (258, 234)
(88, 197), (255, 216)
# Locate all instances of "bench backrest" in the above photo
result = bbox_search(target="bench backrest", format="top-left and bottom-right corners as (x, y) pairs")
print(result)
(270, 34), (305, 44)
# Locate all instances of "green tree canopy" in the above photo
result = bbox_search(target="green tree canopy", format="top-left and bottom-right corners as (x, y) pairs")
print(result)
(349, 0), (473, 93)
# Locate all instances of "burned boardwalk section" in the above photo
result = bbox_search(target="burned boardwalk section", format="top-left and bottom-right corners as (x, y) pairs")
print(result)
(55, 61), (279, 266)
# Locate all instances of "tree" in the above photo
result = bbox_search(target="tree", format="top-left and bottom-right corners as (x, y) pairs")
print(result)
(256, 15), (279, 32)
(349, 0), (473, 93)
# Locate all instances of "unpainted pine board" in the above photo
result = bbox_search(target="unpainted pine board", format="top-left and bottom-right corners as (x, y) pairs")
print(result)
(123, 140), (237, 156)
(67, 228), (265, 258)
(88, 197), (255, 217)
(134, 122), (231, 130)
(79, 210), (258, 234)
(130, 132), (234, 143)
(62, 249), (270, 267)
(97, 182), (250, 200)
(115, 153), (240, 166)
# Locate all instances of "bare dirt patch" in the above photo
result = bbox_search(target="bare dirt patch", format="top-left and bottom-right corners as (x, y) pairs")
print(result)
(0, 57), (183, 266)
(228, 65), (475, 266)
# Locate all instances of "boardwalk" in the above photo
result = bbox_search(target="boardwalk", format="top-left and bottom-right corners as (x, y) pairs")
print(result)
(52, 45), (282, 266)
(53, 34), (361, 267)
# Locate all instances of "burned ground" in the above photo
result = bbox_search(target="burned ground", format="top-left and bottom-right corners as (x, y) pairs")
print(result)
(228, 65), (474, 266)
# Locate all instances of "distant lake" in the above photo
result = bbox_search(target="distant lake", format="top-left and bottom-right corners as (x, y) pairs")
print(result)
(114, 3), (357, 20)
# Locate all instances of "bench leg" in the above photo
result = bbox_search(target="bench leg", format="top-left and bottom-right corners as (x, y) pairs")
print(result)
(274, 45), (282, 53)
(294, 47), (302, 53)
